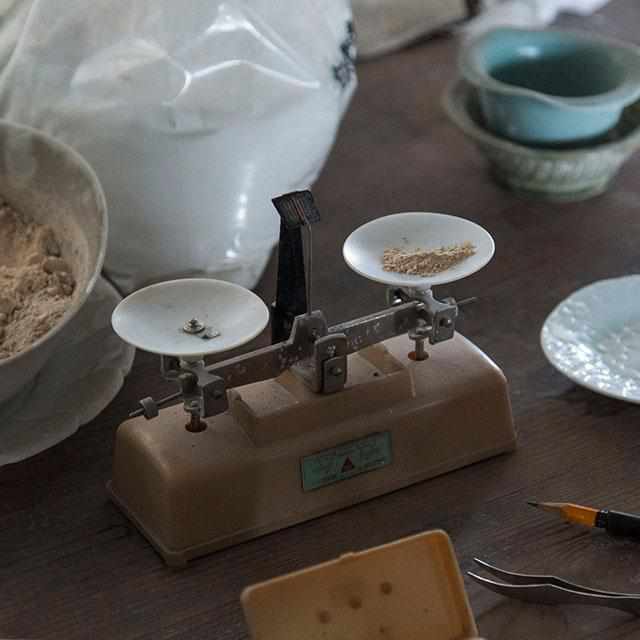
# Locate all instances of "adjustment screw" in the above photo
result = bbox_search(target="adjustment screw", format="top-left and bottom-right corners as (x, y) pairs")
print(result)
(182, 318), (205, 334)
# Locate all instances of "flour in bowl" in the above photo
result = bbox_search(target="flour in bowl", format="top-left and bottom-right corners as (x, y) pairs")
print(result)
(0, 201), (75, 359)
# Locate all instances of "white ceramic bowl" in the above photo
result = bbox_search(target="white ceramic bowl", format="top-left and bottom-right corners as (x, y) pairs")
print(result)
(0, 121), (107, 405)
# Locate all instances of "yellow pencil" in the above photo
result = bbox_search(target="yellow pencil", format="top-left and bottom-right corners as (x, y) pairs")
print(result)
(528, 501), (640, 538)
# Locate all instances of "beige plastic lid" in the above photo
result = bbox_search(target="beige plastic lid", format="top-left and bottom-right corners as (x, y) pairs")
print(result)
(241, 529), (480, 640)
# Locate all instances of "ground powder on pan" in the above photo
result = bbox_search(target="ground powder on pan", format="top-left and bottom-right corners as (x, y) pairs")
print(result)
(382, 241), (476, 276)
(0, 201), (75, 360)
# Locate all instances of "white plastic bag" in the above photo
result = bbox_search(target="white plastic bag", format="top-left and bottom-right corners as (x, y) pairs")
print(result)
(0, 0), (356, 292)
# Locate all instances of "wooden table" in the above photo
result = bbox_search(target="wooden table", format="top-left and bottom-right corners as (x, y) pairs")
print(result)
(3, 2), (640, 638)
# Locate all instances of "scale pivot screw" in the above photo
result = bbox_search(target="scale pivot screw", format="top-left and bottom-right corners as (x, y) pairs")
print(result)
(183, 318), (205, 334)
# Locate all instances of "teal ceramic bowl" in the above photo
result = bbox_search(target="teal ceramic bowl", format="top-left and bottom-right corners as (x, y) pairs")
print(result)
(459, 28), (640, 146)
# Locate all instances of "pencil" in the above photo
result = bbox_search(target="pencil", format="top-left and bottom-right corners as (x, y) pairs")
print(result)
(528, 501), (640, 538)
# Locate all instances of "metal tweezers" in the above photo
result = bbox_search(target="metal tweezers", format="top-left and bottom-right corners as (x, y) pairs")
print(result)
(469, 558), (640, 616)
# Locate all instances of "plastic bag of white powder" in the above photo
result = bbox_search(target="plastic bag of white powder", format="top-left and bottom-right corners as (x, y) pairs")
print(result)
(0, 0), (356, 293)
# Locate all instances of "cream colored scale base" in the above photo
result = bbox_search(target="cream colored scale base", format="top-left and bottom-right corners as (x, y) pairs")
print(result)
(108, 333), (516, 566)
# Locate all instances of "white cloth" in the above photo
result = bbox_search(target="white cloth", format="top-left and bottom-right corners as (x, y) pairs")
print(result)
(464, 0), (612, 38)
(352, 0), (467, 59)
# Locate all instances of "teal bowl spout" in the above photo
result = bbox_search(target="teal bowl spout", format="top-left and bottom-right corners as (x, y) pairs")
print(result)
(459, 28), (640, 146)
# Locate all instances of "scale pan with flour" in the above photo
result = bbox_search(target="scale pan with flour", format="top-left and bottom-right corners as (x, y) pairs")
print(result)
(109, 192), (515, 566)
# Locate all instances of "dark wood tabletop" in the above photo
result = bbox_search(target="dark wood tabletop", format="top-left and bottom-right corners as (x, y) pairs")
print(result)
(3, 1), (640, 638)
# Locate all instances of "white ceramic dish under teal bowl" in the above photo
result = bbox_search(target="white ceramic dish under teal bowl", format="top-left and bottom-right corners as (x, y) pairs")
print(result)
(541, 276), (640, 404)
(443, 78), (640, 201)
(460, 27), (640, 146)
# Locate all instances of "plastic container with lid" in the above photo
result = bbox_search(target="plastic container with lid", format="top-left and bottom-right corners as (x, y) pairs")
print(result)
(241, 530), (482, 639)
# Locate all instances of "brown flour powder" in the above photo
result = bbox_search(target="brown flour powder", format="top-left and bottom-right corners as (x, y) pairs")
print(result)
(382, 241), (476, 276)
(0, 201), (75, 360)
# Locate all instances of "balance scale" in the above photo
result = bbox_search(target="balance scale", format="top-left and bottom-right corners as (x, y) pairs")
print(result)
(108, 191), (516, 566)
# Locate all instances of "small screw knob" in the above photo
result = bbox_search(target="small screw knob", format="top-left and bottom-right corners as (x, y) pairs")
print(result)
(139, 396), (159, 419)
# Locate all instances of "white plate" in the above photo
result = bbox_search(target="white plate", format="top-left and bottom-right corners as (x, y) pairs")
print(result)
(0, 277), (135, 465)
(541, 275), (640, 403)
(342, 212), (495, 288)
(112, 278), (270, 358)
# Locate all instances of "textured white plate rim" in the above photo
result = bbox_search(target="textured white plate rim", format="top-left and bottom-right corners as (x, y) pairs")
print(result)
(540, 274), (640, 403)
(342, 211), (495, 288)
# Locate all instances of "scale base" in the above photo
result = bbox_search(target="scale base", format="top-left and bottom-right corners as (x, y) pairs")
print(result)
(108, 333), (516, 566)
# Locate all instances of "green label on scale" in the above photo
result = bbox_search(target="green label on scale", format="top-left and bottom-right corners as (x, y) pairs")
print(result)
(301, 432), (392, 492)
